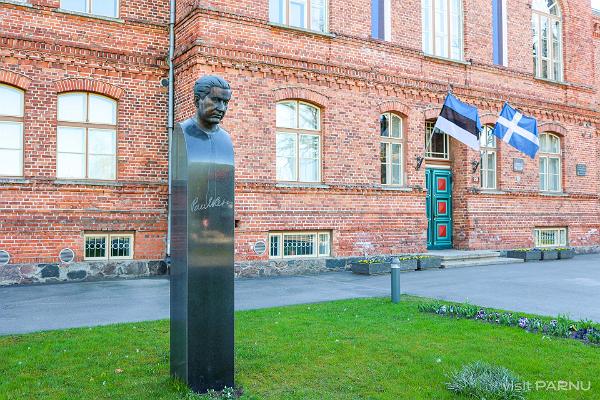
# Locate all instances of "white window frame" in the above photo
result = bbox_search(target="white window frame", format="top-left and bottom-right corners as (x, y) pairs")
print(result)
(276, 100), (322, 183)
(269, 231), (331, 259)
(372, 0), (392, 41)
(422, 0), (464, 60)
(60, 0), (120, 18)
(531, 0), (562, 81)
(380, 112), (404, 186)
(425, 120), (450, 160)
(57, 92), (117, 181)
(84, 233), (134, 261)
(534, 227), (567, 248)
(538, 132), (561, 192)
(480, 125), (497, 190)
(0, 84), (24, 177)
(269, 0), (328, 33)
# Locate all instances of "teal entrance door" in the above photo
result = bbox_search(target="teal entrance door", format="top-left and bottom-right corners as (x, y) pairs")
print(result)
(426, 168), (452, 249)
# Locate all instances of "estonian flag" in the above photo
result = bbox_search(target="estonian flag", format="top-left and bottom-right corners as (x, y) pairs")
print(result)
(433, 93), (481, 151)
(494, 102), (539, 159)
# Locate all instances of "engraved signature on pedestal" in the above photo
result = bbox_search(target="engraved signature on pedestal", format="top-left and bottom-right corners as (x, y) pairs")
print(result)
(191, 196), (233, 213)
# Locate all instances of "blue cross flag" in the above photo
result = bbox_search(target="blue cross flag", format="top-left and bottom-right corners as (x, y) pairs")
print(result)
(494, 103), (539, 159)
(433, 92), (481, 151)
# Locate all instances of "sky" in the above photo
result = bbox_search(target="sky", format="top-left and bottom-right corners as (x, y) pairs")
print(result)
(594, 0), (600, 11)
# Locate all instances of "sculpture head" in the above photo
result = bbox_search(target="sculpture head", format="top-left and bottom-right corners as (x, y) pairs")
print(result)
(193, 75), (232, 132)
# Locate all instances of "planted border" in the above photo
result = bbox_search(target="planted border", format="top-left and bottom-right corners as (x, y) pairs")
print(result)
(418, 301), (600, 346)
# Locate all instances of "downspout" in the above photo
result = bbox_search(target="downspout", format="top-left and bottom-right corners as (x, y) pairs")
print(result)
(166, 0), (175, 263)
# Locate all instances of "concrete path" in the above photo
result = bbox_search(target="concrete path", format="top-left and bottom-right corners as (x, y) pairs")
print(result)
(1, 253), (599, 335)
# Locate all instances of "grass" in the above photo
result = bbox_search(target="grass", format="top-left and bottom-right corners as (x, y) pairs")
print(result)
(0, 296), (599, 399)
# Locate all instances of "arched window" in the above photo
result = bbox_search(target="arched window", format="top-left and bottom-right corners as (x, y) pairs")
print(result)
(57, 92), (117, 180)
(380, 112), (404, 186)
(480, 125), (497, 190)
(539, 132), (561, 192)
(276, 100), (321, 182)
(422, 0), (463, 60)
(0, 84), (24, 177)
(532, 0), (562, 81)
(425, 120), (449, 160)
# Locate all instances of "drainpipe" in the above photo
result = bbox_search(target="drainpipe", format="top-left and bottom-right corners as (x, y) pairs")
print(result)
(166, 0), (175, 264)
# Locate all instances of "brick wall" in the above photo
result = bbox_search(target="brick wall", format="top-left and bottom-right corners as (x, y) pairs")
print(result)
(0, 0), (169, 264)
(174, 0), (600, 261)
(1, 0), (599, 274)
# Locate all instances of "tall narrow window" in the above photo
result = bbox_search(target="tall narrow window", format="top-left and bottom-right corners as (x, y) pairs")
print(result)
(492, 0), (508, 66)
(0, 84), (24, 177)
(61, 0), (119, 18)
(276, 101), (321, 182)
(372, 0), (391, 41)
(269, 0), (328, 33)
(425, 120), (450, 159)
(539, 132), (561, 192)
(57, 92), (117, 180)
(480, 125), (497, 189)
(532, 0), (562, 81)
(422, 0), (463, 60)
(380, 113), (404, 185)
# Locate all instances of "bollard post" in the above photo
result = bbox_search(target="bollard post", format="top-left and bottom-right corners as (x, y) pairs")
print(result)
(391, 257), (401, 304)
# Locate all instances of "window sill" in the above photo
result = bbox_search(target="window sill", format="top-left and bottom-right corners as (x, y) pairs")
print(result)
(0, 0), (33, 8)
(378, 185), (414, 192)
(54, 179), (122, 186)
(540, 191), (567, 197)
(533, 76), (568, 87)
(267, 22), (336, 38)
(55, 8), (124, 23)
(478, 189), (505, 195)
(275, 182), (330, 189)
(422, 53), (471, 66)
(0, 177), (30, 184)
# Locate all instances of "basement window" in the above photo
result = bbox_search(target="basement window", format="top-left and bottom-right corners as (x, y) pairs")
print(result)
(84, 233), (134, 260)
(534, 228), (567, 248)
(269, 231), (331, 258)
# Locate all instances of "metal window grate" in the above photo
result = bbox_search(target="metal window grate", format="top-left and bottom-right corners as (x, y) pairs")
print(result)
(283, 234), (315, 257)
(534, 228), (567, 247)
(85, 236), (106, 258)
(110, 236), (131, 258)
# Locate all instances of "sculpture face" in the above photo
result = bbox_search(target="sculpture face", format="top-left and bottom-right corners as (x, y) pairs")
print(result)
(195, 87), (232, 131)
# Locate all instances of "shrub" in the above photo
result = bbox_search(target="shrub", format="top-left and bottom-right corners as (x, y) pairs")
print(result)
(446, 361), (529, 400)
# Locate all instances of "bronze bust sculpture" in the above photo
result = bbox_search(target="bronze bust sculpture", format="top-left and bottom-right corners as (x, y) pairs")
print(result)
(170, 75), (235, 393)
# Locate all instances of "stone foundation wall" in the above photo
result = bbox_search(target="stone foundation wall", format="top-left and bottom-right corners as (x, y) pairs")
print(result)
(0, 260), (168, 286)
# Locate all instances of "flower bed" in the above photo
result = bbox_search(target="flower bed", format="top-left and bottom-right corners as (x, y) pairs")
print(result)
(418, 301), (600, 346)
(506, 247), (576, 262)
(350, 259), (391, 275)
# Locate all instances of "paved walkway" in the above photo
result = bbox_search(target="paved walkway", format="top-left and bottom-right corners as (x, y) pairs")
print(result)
(1, 253), (599, 335)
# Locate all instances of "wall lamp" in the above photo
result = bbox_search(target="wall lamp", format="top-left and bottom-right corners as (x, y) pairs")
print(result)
(415, 156), (424, 170)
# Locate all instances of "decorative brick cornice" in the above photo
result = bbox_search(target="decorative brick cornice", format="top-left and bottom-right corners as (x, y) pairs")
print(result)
(0, 68), (32, 90)
(272, 86), (329, 107)
(53, 78), (125, 99)
(0, 35), (167, 71)
(176, 48), (600, 126)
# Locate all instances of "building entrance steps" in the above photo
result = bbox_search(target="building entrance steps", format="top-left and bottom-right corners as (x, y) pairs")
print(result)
(423, 249), (524, 268)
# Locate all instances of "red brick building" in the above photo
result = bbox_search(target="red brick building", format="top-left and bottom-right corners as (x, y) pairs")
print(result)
(1, 0), (599, 284)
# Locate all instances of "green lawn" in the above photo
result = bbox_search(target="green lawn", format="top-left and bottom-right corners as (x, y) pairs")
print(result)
(0, 296), (598, 399)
